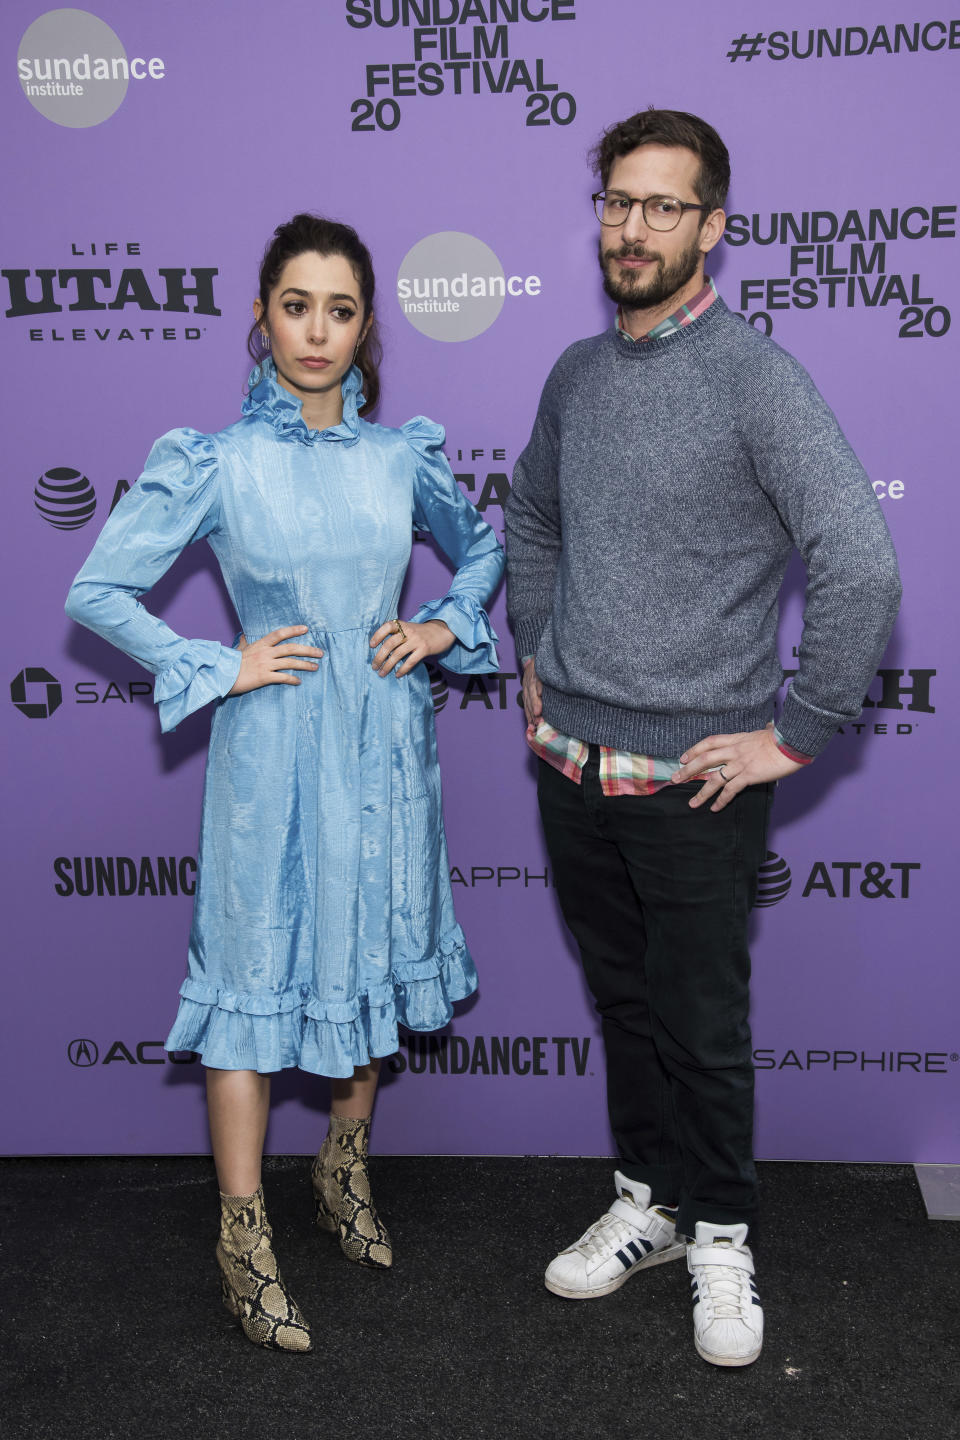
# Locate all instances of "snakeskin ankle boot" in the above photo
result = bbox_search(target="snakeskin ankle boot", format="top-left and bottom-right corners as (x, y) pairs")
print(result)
(216, 1186), (313, 1352)
(311, 1114), (393, 1269)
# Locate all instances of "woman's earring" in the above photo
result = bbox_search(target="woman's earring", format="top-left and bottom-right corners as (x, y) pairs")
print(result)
(260, 331), (271, 350)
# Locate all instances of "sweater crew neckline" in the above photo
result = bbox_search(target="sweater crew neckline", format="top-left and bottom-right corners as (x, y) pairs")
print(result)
(611, 293), (729, 358)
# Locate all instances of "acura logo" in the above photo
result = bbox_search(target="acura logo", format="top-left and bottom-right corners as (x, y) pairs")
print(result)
(67, 1038), (99, 1067)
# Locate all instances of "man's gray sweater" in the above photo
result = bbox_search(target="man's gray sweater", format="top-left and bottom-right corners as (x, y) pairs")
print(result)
(505, 297), (901, 759)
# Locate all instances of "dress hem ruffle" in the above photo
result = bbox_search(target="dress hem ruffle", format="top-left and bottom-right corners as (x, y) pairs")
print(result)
(164, 928), (477, 1078)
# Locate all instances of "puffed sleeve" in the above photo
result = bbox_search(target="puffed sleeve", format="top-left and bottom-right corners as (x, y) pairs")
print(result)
(64, 428), (242, 732)
(403, 416), (504, 675)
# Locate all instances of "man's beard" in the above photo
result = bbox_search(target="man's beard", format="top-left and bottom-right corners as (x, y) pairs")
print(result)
(599, 233), (703, 311)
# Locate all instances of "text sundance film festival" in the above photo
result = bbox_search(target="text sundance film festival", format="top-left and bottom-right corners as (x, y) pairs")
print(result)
(344, 0), (578, 132)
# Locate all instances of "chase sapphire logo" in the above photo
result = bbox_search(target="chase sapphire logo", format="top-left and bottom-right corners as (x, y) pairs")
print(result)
(68, 1038), (99, 1066)
(11, 666), (62, 718)
(755, 850), (792, 907)
(35, 466), (97, 529)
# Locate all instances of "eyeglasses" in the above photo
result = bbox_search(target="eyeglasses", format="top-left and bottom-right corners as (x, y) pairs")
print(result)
(592, 191), (709, 231)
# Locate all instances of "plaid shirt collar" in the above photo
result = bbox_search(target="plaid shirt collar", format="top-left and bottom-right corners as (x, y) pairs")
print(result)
(615, 275), (719, 343)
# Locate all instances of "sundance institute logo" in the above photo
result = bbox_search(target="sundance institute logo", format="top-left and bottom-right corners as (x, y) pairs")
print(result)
(18, 9), (165, 128)
(397, 231), (541, 342)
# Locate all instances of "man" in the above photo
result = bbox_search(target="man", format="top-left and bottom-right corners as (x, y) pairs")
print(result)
(504, 109), (900, 1368)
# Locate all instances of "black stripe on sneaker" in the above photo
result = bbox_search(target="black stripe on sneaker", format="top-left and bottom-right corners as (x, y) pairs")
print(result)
(626, 1238), (654, 1262)
(614, 1248), (633, 1271)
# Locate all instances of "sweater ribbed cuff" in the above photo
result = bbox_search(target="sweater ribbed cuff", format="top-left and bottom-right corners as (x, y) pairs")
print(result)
(513, 618), (549, 668)
(777, 689), (842, 759)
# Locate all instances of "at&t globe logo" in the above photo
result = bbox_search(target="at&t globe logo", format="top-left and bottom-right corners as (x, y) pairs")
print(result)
(397, 232), (541, 341)
(755, 850), (792, 907)
(34, 466), (96, 529)
(426, 661), (449, 713)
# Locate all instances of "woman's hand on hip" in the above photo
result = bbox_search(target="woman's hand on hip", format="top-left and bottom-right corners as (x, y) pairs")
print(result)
(370, 618), (454, 677)
(227, 625), (324, 695)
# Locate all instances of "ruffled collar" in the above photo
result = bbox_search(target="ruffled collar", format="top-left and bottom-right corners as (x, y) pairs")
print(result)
(241, 358), (364, 447)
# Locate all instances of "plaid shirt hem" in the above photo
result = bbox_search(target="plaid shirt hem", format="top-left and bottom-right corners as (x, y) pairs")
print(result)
(526, 721), (808, 796)
(526, 722), (690, 795)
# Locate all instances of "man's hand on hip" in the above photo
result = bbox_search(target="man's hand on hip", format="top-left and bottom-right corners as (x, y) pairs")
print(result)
(671, 723), (804, 812)
(522, 658), (543, 727)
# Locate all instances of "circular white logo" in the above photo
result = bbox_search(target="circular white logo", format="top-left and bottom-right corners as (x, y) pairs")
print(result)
(18, 9), (164, 128)
(397, 232), (540, 342)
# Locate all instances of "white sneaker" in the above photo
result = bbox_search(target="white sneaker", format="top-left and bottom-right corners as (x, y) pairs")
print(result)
(544, 1171), (685, 1299)
(687, 1221), (763, 1367)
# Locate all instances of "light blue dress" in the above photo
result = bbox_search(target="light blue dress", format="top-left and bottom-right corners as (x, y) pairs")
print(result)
(65, 362), (504, 1076)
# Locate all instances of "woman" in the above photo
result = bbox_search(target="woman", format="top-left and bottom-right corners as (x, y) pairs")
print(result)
(65, 214), (504, 1353)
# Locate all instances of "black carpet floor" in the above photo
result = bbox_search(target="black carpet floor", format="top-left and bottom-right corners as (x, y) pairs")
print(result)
(4, 1157), (958, 1440)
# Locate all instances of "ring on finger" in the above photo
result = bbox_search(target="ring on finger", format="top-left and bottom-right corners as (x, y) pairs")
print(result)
(391, 619), (406, 640)
(718, 765), (730, 781)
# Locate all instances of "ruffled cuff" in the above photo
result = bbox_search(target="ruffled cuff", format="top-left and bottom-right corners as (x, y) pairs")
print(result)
(155, 641), (243, 733)
(410, 594), (499, 675)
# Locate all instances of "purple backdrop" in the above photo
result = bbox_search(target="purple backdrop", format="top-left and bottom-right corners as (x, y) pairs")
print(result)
(3, 0), (957, 1160)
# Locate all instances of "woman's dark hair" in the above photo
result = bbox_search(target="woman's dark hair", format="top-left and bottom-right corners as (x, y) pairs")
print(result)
(589, 108), (730, 217)
(247, 213), (382, 416)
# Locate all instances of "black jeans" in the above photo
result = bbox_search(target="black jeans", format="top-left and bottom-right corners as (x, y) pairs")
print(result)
(537, 751), (773, 1236)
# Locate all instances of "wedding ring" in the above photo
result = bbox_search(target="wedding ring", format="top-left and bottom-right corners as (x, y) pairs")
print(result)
(392, 619), (407, 640)
(719, 765), (730, 781)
